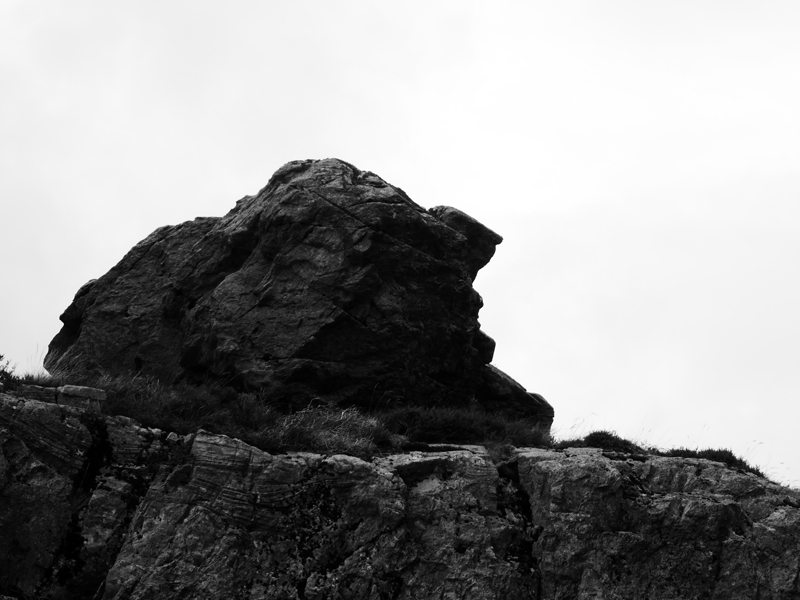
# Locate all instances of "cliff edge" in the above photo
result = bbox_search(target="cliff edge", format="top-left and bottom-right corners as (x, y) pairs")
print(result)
(1, 389), (799, 599)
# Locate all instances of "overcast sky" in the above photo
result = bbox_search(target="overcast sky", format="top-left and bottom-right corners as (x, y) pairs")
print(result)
(2, 1), (798, 486)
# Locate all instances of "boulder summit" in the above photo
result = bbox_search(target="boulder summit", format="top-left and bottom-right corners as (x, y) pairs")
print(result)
(45, 158), (553, 426)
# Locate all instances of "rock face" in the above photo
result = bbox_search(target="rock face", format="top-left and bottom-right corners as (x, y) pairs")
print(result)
(45, 158), (553, 426)
(518, 447), (800, 599)
(0, 390), (168, 598)
(2, 390), (800, 599)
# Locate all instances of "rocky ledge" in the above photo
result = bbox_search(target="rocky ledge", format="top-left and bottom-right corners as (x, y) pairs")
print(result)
(2, 390), (799, 600)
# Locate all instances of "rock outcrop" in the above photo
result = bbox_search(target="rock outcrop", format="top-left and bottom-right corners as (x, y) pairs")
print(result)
(45, 158), (553, 427)
(0, 390), (168, 598)
(2, 390), (799, 599)
(21, 159), (799, 598)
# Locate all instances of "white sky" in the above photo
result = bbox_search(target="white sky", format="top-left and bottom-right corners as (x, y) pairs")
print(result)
(2, 1), (798, 486)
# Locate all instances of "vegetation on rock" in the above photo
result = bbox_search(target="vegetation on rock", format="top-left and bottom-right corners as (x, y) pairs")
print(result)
(62, 371), (548, 459)
(10, 362), (764, 478)
(556, 428), (766, 478)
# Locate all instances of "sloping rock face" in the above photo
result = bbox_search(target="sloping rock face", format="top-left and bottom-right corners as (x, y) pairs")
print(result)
(2, 391), (800, 599)
(44, 158), (553, 425)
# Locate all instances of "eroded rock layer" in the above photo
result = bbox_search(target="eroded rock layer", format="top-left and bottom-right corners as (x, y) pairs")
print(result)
(2, 390), (799, 599)
(45, 158), (553, 425)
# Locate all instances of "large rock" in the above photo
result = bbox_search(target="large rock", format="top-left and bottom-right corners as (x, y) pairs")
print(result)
(45, 158), (553, 426)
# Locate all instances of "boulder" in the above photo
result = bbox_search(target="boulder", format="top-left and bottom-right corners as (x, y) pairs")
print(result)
(45, 158), (553, 426)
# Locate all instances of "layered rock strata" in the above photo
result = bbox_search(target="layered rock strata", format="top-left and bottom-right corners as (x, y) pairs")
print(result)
(2, 390), (799, 599)
(45, 158), (553, 427)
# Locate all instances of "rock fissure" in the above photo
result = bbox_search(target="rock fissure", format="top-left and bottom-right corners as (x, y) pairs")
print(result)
(306, 283), (370, 329)
(303, 186), (469, 282)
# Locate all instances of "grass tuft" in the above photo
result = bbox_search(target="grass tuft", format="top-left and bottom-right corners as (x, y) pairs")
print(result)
(555, 428), (766, 478)
(0, 353), (71, 390)
(256, 406), (402, 458)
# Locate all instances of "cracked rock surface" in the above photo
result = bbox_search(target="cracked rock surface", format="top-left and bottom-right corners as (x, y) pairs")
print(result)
(0, 391), (168, 599)
(44, 158), (553, 426)
(3, 391), (800, 599)
(519, 447), (800, 599)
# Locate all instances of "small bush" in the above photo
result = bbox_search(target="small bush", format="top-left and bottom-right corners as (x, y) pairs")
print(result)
(583, 430), (645, 454)
(554, 429), (645, 454)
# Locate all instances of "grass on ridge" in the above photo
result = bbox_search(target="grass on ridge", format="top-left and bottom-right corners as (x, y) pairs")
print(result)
(52, 370), (553, 459)
(555, 428), (766, 478)
(88, 373), (403, 459)
(379, 404), (552, 448)
(0, 354), (769, 475)
(0, 354), (68, 389)
(554, 429), (646, 454)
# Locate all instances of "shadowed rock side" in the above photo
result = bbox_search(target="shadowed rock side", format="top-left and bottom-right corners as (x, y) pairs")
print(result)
(45, 158), (553, 426)
(2, 391), (800, 599)
(0, 391), (170, 599)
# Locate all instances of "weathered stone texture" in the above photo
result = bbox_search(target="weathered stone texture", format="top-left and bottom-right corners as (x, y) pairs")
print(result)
(104, 433), (535, 600)
(518, 447), (800, 599)
(0, 392), (169, 599)
(44, 158), (553, 428)
(57, 385), (107, 412)
(2, 390), (800, 599)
